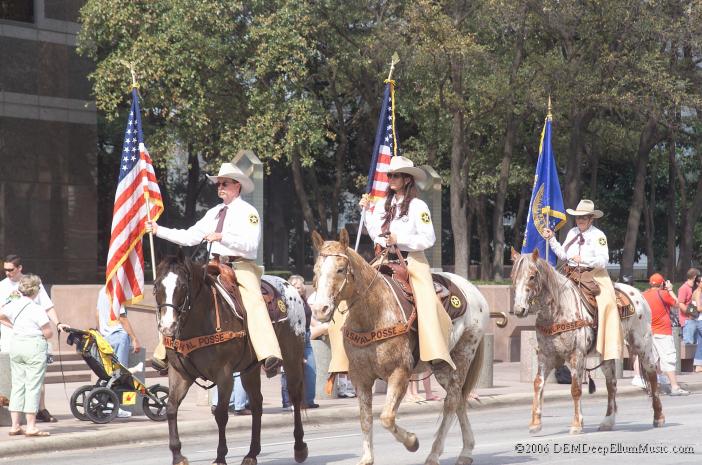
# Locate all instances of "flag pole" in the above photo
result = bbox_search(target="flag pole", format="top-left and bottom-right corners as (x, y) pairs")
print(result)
(354, 53), (400, 251)
(127, 63), (158, 281)
(545, 95), (552, 264)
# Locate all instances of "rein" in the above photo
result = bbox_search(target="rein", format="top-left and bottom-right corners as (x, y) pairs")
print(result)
(318, 250), (382, 317)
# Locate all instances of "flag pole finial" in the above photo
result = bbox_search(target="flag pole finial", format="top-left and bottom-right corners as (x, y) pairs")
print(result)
(387, 52), (400, 82)
(121, 60), (140, 90)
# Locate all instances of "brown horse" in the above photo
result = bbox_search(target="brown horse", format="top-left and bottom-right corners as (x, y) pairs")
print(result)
(510, 249), (664, 434)
(310, 230), (489, 465)
(154, 252), (308, 465)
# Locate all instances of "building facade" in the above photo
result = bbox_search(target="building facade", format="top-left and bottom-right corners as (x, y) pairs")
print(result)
(1, 0), (97, 283)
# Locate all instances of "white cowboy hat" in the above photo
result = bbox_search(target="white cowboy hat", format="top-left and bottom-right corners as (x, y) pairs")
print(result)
(566, 199), (603, 218)
(387, 156), (427, 183)
(206, 162), (254, 194)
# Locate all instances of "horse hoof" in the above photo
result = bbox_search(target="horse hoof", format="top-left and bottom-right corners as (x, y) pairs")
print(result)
(653, 417), (665, 428)
(294, 443), (308, 463)
(405, 433), (419, 452)
(175, 459), (189, 465)
(455, 457), (474, 465)
(240, 457), (257, 465)
(569, 426), (583, 435)
(528, 424), (542, 434)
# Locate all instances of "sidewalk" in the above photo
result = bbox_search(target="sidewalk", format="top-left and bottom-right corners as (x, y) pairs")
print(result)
(1, 362), (701, 457)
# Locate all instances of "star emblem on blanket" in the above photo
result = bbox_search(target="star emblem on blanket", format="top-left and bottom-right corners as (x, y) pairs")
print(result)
(450, 295), (462, 308)
(277, 299), (287, 313)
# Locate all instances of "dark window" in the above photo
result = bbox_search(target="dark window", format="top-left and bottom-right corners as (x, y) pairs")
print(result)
(0, 1), (34, 23)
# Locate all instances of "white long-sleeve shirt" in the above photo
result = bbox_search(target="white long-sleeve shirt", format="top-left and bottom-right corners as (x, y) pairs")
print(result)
(156, 196), (260, 260)
(548, 225), (609, 269)
(365, 197), (435, 252)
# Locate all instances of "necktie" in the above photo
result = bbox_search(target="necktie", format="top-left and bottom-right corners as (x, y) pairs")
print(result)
(215, 206), (228, 233)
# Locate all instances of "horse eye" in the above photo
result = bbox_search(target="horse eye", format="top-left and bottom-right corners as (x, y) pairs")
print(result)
(529, 275), (535, 281)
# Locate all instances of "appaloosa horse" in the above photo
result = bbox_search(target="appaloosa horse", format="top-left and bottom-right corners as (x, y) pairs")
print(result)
(510, 249), (664, 434)
(154, 252), (309, 465)
(311, 230), (489, 465)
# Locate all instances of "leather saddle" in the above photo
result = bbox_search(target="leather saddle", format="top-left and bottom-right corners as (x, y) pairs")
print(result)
(205, 258), (288, 324)
(376, 261), (469, 325)
(562, 266), (637, 322)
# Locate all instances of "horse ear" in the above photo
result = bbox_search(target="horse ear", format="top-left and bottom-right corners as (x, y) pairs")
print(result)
(510, 247), (520, 262)
(531, 248), (539, 261)
(339, 229), (350, 249)
(311, 230), (325, 251)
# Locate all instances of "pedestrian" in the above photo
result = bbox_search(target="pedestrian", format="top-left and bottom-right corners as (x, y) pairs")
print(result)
(96, 285), (141, 367)
(283, 275), (318, 409)
(0, 275), (54, 436)
(146, 162), (282, 377)
(211, 373), (250, 415)
(677, 268), (700, 345)
(688, 276), (702, 373)
(405, 371), (441, 403)
(543, 199), (624, 361)
(642, 273), (689, 395)
(0, 255), (68, 423)
(360, 156), (455, 370)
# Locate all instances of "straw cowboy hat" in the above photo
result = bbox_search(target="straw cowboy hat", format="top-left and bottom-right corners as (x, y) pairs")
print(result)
(206, 162), (254, 195)
(388, 156), (427, 183)
(566, 199), (603, 218)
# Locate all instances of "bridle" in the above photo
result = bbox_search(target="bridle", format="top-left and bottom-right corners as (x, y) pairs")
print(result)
(155, 265), (195, 335)
(317, 250), (382, 321)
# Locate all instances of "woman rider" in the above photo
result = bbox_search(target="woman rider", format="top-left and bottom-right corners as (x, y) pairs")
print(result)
(360, 156), (455, 370)
(543, 199), (623, 361)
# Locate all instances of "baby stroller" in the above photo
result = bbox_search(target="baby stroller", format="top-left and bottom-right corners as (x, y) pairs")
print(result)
(64, 327), (169, 424)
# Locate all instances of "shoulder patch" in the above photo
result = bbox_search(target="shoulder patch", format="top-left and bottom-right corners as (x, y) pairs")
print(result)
(249, 213), (259, 225)
(420, 211), (431, 224)
(598, 237), (607, 246)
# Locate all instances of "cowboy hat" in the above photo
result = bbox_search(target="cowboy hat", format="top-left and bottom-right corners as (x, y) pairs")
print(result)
(566, 199), (603, 218)
(387, 156), (427, 183)
(206, 162), (254, 195)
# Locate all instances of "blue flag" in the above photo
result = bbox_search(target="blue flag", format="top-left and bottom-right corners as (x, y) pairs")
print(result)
(522, 113), (566, 266)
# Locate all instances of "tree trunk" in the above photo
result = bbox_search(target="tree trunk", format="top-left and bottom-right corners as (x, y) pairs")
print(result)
(564, 109), (595, 213)
(589, 145), (599, 202)
(643, 193), (655, 277)
(290, 149), (319, 236)
(491, 0), (528, 280)
(673, 147), (688, 279)
(449, 60), (469, 278)
(620, 113), (661, 279)
(676, 149), (702, 277)
(184, 144), (200, 225)
(512, 184), (530, 251)
(665, 139), (677, 279)
(477, 194), (492, 280)
(331, 92), (349, 236)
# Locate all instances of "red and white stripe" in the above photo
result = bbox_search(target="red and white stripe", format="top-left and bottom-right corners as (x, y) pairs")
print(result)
(368, 144), (392, 202)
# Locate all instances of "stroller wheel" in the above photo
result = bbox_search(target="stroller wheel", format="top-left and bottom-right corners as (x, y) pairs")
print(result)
(143, 385), (169, 421)
(85, 387), (120, 424)
(69, 384), (95, 421)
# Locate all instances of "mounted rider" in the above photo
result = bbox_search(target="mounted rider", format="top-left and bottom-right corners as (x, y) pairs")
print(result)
(543, 199), (624, 361)
(146, 162), (283, 377)
(359, 156), (455, 370)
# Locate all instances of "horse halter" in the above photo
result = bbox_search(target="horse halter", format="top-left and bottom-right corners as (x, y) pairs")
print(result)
(317, 251), (354, 317)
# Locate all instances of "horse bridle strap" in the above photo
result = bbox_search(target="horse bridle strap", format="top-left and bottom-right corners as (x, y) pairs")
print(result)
(536, 319), (592, 336)
(164, 330), (246, 356)
(343, 309), (416, 347)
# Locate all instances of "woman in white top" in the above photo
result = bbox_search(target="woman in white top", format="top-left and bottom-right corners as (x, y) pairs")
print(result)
(0, 274), (53, 437)
(360, 156), (455, 369)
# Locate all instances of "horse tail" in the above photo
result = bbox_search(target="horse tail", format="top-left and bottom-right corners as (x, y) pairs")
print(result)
(462, 336), (485, 399)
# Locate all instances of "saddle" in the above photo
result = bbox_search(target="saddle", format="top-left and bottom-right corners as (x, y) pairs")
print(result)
(562, 265), (637, 322)
(206, 258), (288, 324)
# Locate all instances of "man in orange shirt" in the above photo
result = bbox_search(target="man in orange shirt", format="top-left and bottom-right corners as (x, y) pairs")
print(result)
(642, 273), (689, 396)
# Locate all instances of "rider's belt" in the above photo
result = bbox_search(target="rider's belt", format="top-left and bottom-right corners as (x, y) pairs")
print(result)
(564, 265), (593, 273)
(387, 251), (408, 261)
(214, 254), (242, 264)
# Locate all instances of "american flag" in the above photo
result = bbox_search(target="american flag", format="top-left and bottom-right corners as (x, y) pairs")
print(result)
(105, 88), (163, 319)
(365, 81), (397, 207)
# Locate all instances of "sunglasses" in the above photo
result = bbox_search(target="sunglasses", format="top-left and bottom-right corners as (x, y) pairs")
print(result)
(215, 181), (238, 188)
(387, 173), (405, 179)
(4, 268), (16, 273)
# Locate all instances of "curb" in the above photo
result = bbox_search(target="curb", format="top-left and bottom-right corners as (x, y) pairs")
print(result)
(3, 381), (701, 457)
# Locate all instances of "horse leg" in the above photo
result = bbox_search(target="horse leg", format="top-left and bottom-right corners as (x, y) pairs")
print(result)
(285, 360), (308, 462)
(355, 377), (375, 465)
(240, 370), (263, 465)
(212, 375), (234, 465)
(379, 369), (418, 453)
(168, 370), (194, 465)
(529, 355), (552, 434)
(569, 353), (585, 434)
(635, 341), (665, 427)
(598, 359), (617, 431)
